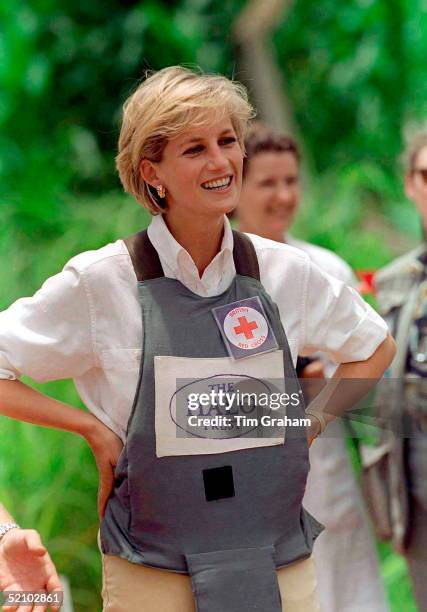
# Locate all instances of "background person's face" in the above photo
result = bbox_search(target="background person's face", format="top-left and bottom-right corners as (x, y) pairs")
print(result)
(152, 115), (243, 223)
(405, 145), (427, 231)
(239, 151), (301, 241)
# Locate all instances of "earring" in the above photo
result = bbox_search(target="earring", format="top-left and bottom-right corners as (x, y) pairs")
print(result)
(156, 185), (166, 198)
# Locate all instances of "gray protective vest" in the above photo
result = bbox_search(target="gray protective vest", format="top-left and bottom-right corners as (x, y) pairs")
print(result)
(100, 230), (323, 611)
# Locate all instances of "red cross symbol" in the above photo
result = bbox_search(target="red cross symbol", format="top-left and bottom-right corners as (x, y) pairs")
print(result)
(233, 316), (258, 339)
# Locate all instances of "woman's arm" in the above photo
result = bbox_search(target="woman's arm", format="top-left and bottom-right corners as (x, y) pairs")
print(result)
(0, 379), (95, 436)
(333, 332), (396, 380)
(306, 333), (396, 444)
(0, 380), (123, 517)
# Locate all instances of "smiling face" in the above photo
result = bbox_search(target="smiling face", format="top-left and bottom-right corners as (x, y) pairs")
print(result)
(140, 114), (243, 226)
(238, 151), (301, 242)
(405, 145), (427, 232)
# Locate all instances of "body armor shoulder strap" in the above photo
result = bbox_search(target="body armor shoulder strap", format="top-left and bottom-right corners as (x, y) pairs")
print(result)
(124, 228), (260, 282)
(124, 229), (163, 282)
(232, 230), (260, 281)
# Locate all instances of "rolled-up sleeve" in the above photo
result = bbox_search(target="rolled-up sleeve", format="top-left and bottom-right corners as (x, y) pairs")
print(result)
(300, 260), (388, 363)
(0, 262), (95, 382)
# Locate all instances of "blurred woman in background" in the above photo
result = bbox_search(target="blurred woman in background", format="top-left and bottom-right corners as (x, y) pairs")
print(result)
(237, 126), (389, 612)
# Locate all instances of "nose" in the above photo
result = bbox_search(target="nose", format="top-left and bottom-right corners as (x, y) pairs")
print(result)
(206, 143), (229, 171)
(276, 185), (295, 205)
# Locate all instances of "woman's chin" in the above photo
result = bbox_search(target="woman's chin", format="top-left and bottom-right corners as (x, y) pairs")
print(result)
(202, 194), (239, 217)
(264, 219), (288, 240)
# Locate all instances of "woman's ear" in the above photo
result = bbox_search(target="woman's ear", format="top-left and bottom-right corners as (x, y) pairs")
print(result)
(140, 159), (161, 189)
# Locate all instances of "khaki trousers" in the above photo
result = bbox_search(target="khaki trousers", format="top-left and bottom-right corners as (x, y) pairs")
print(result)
(101, 552), (320, 612)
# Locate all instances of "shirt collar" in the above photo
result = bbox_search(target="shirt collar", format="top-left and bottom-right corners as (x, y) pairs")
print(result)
(147, 214), (234, 293)
(147, 213), (186, 275)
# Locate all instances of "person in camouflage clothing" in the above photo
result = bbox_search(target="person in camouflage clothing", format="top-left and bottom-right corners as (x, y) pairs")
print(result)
(373, 130), (427, 608)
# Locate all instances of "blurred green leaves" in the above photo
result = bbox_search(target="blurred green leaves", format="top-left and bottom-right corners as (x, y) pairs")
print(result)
(1, 0), (424, 248)
(0, 0), (226, 240)
(276, 0), (427, 178)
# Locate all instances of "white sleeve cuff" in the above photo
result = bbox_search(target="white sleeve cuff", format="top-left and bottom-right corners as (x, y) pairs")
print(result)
(0, 367), (19, 380)
(327, 306), (389, 363)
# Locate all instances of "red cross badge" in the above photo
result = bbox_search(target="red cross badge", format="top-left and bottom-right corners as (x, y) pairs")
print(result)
(224, 307), (267, 349)
(212, 296), (279, 360)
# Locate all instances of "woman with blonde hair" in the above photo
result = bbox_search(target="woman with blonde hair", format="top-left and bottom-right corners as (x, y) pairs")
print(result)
(0, 66), (395, 611)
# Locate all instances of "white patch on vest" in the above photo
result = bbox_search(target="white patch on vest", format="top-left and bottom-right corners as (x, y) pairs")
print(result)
(154, 352), (285, 458)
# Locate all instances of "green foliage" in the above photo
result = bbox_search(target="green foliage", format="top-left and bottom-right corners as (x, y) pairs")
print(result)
(292, 161), (418, 270)
(2, 0), (424, 249)
(378, 542), (418, 612)
(0, 0), (236, 240)
(0, 385), (102, 610)
(274, 0), (427, 245)
(276, 0), (427, 171)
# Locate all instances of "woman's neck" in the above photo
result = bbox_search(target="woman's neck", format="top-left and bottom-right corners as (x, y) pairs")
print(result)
(163, 211), (225, 278)
(238, 220), (285, 244)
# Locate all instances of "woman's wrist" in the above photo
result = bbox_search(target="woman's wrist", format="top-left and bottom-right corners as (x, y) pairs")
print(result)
(0, 523), (20, 548)
(306, 417), (322, 446)
(305, 410), (326, 435)
(79, 413), (104, 446)
(81, 413), (122, 452)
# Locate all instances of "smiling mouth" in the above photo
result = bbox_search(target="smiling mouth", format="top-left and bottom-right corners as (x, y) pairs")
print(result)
(269, 209), (291, 217)
(266, 204), (296, 217)
(201, 176), (232, 191)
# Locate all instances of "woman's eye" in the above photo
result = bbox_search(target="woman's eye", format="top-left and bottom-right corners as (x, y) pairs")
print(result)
(220, 137), (237, 146)
(184, 145), (204, 155)
(260, 179), (275, 188)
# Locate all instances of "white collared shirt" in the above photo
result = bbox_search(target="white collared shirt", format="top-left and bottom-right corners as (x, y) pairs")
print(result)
(286, 235), (358, 377)
(149, 213), (235, 297)
(286, 235), (356, 288)
(0, 215), (388, 441)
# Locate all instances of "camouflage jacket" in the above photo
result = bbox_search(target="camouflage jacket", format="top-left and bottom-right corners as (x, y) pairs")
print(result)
(367, 243), (427, 551)
(376, 244), (427, 393)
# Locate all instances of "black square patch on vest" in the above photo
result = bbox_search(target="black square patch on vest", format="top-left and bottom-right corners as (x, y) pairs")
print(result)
(203, 465), (235, 501)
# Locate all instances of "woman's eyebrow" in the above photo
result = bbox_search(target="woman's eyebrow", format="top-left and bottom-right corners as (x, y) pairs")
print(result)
(182, 137), (203, 146)
(179, 137), (203, 152)
(180, 130), (235, 149)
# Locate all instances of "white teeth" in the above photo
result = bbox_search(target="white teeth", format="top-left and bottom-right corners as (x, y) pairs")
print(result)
(202, 176), (232, 190)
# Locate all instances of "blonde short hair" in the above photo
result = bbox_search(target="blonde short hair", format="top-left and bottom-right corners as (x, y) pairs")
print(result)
(116, 66), (255, 213)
